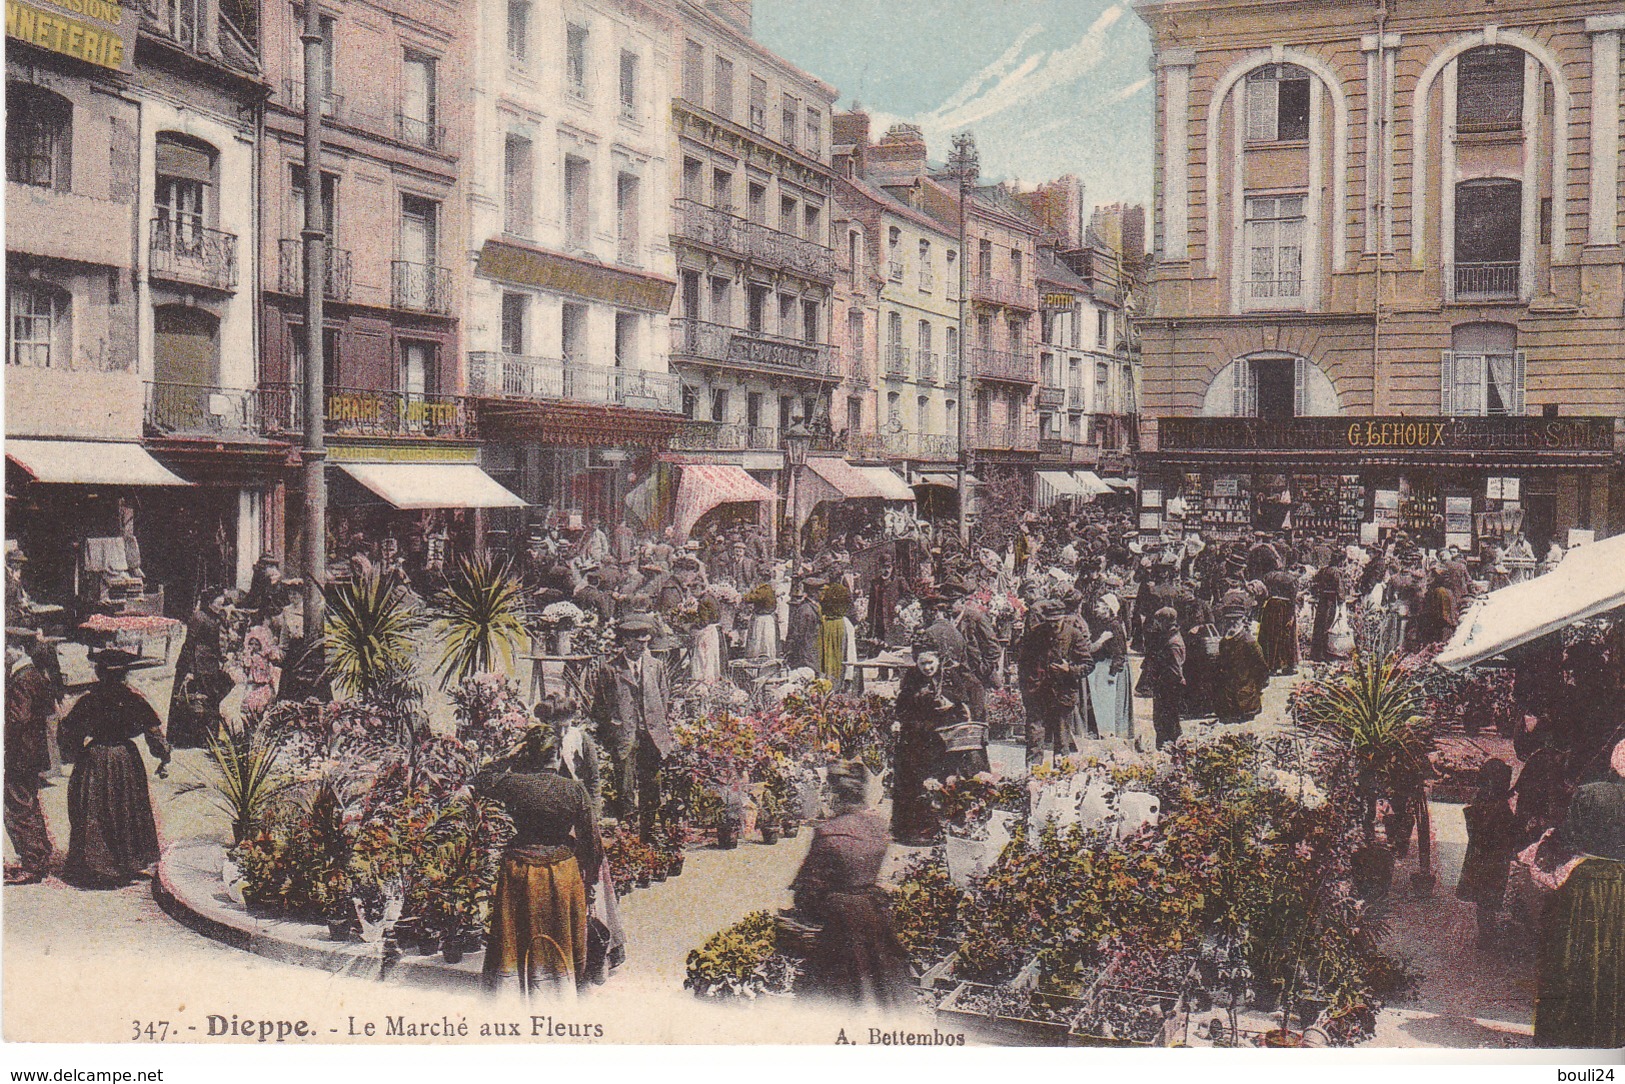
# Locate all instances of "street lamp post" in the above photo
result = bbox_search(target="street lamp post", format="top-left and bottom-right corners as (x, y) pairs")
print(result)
(300, 0), (328, 633)
(948, 133), (979, 548)
(784, 420), (812, 572)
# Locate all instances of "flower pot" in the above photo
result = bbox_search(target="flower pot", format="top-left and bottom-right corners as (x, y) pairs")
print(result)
(442, 944), (464, 965)
(417, 935), (440, 956)
(553, 629), (574, 656)
(669, 857), (686, 877)
(636, 874), (651, 888)
(327, 919), (352, 942)
(716, 825), (739, 850)
(760, 827), (780, 845)
(652, 868), (668, 883)
(1262, 1029), (1306, 1048)
(782, 821), (800, 839)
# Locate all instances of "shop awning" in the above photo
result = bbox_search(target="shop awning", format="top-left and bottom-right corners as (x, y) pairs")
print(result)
(1072, 471), (1113, 496)
(917, 472), (980, 489)
(674, 463), (776, 541)
(1100, 476), (1135, 490)
(1036, 470), (1084, 507)
(6, 439), (191, 486)
(337, 463), (527, 510)
(805, 458), (913, 501)
(1435, 533), (1625, 671)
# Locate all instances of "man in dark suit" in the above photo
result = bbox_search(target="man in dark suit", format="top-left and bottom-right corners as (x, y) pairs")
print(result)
(785, 578), (823, 673)
(1015, 599), (1094, 767)
(5, 629), (58, 884)
(587, 616), (672, 839)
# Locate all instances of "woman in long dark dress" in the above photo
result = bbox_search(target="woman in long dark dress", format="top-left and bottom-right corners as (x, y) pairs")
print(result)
(890, 646), (981, 845)
(791, 761), (913, 1010)
(57, 649), (171, 887)
(1455, 759), (1519, 946)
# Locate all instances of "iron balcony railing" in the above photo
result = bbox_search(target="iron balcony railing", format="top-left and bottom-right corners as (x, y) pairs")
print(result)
(1455, 261), (1519, 300)
(391, 260), (452, 314)
(670, 318), (835, 378)
(277, 239), (353, 301)
(916, 351), (940, 385)
(144, 382), (264, 438)
(884, 344), (910, 381)
(282, 79), (343, 119)
(466, 352), (683, 413)
(881, 430), (958, 460)
(972, 421), (1040, 451)
(673, 200), (833, 280)
(396, 112), (449, 151)
(149, 218), (238, 291)
(260, 383), (474, 440)
(970, 345), (1036, 383)
(1037, 386), (1067, 409)
(971, 274), (1037, 310)
(669, 421), (780, 451)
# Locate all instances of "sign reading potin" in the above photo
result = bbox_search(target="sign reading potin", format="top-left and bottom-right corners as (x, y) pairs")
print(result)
(1040, 292), (1075, 313)
(6, 0), (137, 71)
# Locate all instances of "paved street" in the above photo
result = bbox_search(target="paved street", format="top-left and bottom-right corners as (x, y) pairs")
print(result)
(3, 661), (1534, 1046)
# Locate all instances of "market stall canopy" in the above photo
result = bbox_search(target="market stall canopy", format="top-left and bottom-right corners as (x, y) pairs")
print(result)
(805, 458), (914, 501)
(1100, 476), (1135, 491)
(6, 439), (191, 486)
(673, 463), (776, 541)
(1435, 532), (1625, 671)
(1072, 471), (1113, 497)
(1036, 470), (1084, 506)
(917, 472), (981, 489)
(337, 463), (526, 510)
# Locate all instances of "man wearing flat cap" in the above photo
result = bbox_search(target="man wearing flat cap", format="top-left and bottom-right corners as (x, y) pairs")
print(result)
(586, 616), (672, 839)
(1015, 597), (1094, 767)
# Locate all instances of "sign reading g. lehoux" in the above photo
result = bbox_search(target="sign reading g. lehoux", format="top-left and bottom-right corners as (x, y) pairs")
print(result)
(6, 0), (137, 71)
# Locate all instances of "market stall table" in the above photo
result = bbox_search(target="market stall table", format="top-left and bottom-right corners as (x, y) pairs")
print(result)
(525, 653), (595, 703)
(851, 647), (913, 695)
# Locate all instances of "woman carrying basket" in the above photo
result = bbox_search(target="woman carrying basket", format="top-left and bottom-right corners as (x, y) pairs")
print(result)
(890, 643), (986, 845)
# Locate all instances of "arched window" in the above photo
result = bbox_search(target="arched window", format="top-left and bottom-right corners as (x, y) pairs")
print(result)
(1458, 46), (1524, 133)
(6, 84), (72, 191)
(153, 303), (220, 387)
(1203, 355), (1339, 418)
(7, 281), (71, 368)
(1245, 64), (1310, 143)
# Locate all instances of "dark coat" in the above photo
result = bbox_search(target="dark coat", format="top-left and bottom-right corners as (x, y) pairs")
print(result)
(5, 659), (55, 780)
(785, 598), (821, 671)
(1456, 798), (1520, 907)
(956, 603), (1003, 687)
(58, 679), (168, 884)
(791, 810), (914, 1009)
(1212, 633), (1268, 722)
(1137, 626), (1187, 698)
(1016, 614), (1094, 712)
(587, 650), (673, 757)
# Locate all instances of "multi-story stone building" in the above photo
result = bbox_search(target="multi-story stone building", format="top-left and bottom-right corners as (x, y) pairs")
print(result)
(464, 0), (681, 539)
(256, 0), (498, 576)
(832, 117), (962, 478)
(1135, 0), (1625, 550)
(665, 0), (839, 503)
(7, 0), (269, 617)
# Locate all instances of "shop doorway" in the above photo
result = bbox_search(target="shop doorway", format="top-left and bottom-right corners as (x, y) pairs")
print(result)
(1523, 492), (1557, 555)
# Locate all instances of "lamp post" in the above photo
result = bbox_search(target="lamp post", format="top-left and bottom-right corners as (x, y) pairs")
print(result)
(299, 0), (329, 632)
(784, 420), (812, 572)
(947, 133), (979, 548)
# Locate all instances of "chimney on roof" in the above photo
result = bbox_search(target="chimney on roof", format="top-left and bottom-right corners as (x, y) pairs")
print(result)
(869, 123), (928, 179)
(705, 0), (752, 35)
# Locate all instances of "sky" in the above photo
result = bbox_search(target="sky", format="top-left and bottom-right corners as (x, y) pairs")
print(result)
(752, 0), (1156, 208)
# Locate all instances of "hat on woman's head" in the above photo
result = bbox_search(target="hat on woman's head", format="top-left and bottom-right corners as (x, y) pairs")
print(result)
(90, 647), (162, 672)
(511, 723), (559, 768)
(1097, 593), (1120, 617)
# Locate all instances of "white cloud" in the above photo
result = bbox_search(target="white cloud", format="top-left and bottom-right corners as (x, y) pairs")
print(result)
(1108, 76), (1153, 103)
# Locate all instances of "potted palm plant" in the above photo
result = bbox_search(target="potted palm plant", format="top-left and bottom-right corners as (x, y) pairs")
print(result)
(431, 553), (529, 689)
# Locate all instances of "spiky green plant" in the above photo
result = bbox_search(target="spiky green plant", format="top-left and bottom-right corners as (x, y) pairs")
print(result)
(201, 726), (293, 844)
(323, 571), (424, 702)
(1294, 655), (1433, 775)
(430, 553), (528, 688)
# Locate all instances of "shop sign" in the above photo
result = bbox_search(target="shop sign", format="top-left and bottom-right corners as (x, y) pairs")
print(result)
(1159, 416), (1615, 455)
(6, 0), (136, 71)
(328, 443), (478, 465)
(477, 240), (676, 313)
(1039, 292), (1075, 313)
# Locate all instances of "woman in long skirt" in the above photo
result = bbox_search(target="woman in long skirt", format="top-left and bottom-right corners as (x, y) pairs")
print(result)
(476, 724), (603, 1000)
(542, 693), (625, 982)
(57, 649), (171, 887)
(1085, 595), (1135, 744)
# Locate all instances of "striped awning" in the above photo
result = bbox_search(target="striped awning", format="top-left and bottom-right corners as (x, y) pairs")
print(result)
(805, 457), (913, 501)
(674, 463), (776, 541)
(1036, 470), (1084, 507)
(1072, 471), (1113, 496)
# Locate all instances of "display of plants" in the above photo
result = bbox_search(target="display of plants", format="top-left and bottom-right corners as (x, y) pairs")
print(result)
(887, 851), (966, 961)
(923, 772), (1024, 837)
(430, 554), (529, 689)
(447, 673), (532, 764)
(199, 725), (293, 845)
(683, 910), (799, 999)
(323, 571), (425, 707)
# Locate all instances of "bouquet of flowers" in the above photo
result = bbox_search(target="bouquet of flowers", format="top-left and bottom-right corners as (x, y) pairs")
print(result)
(538, 601), (587, 630)
(708, 583), (742, 607)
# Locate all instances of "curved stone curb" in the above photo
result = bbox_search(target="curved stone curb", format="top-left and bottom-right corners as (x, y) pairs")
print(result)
(153, 838), (485, 991)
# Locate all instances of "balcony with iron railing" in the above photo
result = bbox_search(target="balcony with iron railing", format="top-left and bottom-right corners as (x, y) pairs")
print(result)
(149, 218), (238, 291)
(671, 318), (835, 378)
(259, 384), (474, 440)
(1037, 385), (1067, 410)
(969, 345), (1036, 384)
(277, 239), (353, 301)
(882, 429), (958, 461)
(466, 352), (683, 413)
(282, 79), (344, 119)
(971, 421), (1040, 452)
(669, 421), (780, 452)
(144, 382), (265, 439)
(391, 260), (452, 314)
(971, 274), (1037, 310)
(673, 200), (833, 280)
(915, 351), (940, 386)
(847, 351), (872, 386)
(1454, 261), (1520, 301)
(396, 112), (449, 151)
(884, 344), (911, 381)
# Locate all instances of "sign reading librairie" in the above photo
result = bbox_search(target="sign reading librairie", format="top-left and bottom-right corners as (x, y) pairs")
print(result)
(6, 0), (137, 71)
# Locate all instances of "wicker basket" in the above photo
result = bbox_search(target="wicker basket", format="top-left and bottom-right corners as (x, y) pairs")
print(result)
(937, 721), (988, 753)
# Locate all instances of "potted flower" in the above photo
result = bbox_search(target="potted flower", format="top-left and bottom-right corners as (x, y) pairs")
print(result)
(538, 601), (588, 655)
(715, 788), (745, 850)
(757, 783), (786, 845)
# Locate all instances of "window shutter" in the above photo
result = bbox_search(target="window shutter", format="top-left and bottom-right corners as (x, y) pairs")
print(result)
(1440, 350), (1456, 415)
(1293, 356), (1308, 416)
(1513, 350), (1527, 415)
(1231, 358), (1249, 416)
(1246, 74), (1275, 142)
